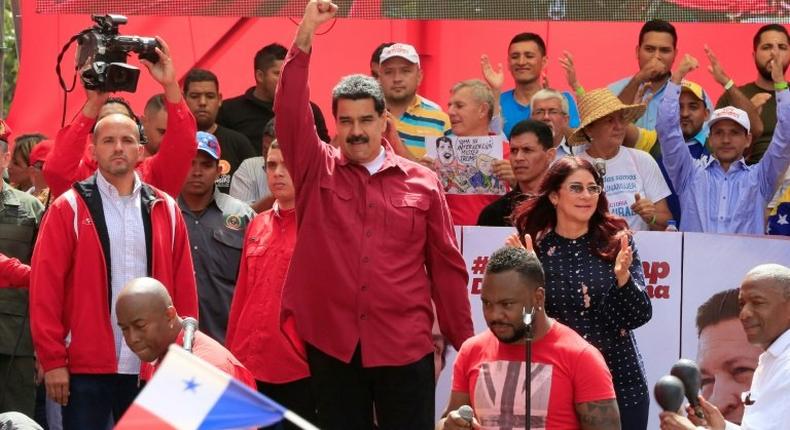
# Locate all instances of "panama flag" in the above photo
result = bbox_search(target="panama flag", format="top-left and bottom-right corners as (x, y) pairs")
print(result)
(116, 345), (318, 430)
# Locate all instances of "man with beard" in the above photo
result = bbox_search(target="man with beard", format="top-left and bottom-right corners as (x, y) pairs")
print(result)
(183, 69), (257, 194)
(438, 247), (619, 430)
(377, 43), (450, 159)
(275, 2), (473, 428)
(609, 20), (712, 130)
(716, 25), (790, 165)
(477, 120), (555, 226)
(490, 33), (580, 138)
(178, 132), (254, 344)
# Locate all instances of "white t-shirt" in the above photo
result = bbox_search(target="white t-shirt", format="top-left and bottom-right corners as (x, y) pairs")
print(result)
(579, 147), (671, 231)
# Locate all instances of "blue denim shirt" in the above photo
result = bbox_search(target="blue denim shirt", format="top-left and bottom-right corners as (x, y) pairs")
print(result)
(656, 81), (790, 234)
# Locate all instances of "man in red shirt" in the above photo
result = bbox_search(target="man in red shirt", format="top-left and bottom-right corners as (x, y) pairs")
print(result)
(439, 247), (620, 430)
(226, 140), (316, 429)
(116, 277), (255, 389)
(274, 2), (473, 429)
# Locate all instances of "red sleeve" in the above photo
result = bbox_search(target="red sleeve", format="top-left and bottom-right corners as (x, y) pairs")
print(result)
(225, 223), (255, 350)
(234, 364), (257, 390)
(427, 176), (474, 351)
(451, 339), (471, 394)
(572, 344), (616, 404)
(273, 44), (332, 193)
(0, 253), (31, 288)
(141, 99), (197, 198)
(29, 199), (76, 371)
(169, 199), (199, 319)
(43, 114), (96, 198)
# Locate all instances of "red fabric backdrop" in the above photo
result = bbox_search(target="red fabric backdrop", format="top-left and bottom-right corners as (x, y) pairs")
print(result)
(6, 1), (769, 142)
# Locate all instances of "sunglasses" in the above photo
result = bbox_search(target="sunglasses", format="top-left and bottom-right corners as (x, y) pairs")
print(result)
(567, 183), (603, 195)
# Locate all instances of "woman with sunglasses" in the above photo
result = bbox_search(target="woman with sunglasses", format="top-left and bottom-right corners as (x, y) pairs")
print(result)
(510, 155), (653, 430)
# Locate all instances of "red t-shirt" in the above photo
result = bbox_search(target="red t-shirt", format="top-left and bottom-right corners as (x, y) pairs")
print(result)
(452, 322), (615, 430)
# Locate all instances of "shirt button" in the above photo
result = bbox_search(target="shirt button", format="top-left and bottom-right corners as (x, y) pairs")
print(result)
(360, 313), (367, 320)
(193, 246), (198, 250)
(366, 230), (373, 237)
(195, 220), (199, 224)
(362, 256), (369, 263)
(368, 203), (374, 208)
(361, 285), (368, 291)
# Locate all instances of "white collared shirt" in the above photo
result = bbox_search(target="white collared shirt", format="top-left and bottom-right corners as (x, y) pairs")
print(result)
(723, 329), (790, 430)
(362, 147), (387, 175)
(96, 171), (146, 375)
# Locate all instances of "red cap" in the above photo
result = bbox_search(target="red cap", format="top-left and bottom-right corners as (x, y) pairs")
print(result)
(29, 140), (54, 166)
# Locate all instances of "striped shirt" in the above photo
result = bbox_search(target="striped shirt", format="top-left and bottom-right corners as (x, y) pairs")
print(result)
(397, 95), (450, 157)
(96, 171), (145, 375)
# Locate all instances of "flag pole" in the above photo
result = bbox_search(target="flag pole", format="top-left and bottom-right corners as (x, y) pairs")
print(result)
(283, 410), (320, 430)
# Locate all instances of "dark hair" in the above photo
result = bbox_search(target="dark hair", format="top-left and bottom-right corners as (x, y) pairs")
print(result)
(263, 118), (276, 139)
(254, 43), (287, 73)
(509, 119), (553, 150)
(144, 93), (166, 115)
(435, 136), (452, 148)
(753, 24), (790, 51)
(696, 289), (740, 336)
(12, 133), (47, 167)
(183, 68), (219, 95)
(639, 19), (677, 49)
(370, 42), (395, 65)
(269, 140), (280, 150)
(509, 32), (546, 56)
(486, 246), (545, 290)
(102, 97), (135, 119)
(511, 156), (629, 262)
(331, 74), (386, 118)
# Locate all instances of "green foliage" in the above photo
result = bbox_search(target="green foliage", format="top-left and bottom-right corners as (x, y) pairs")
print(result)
(2, 2), (17, 118)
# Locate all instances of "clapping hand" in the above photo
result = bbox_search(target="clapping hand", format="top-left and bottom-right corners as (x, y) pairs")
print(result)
(613, 234), (632, 287)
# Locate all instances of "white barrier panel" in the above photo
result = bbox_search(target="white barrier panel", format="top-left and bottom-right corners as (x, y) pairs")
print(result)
(679, 233), (790, 426)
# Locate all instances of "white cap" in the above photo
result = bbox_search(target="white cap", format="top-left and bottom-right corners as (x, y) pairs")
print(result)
(379, 43), (420, 67)
(708, 106), (750, 132)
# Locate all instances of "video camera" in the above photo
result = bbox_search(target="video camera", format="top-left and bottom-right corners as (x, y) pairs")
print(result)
(75, 14), (160, 93)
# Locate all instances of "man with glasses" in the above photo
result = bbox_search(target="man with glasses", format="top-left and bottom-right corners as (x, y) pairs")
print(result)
(530, 89), (574, 159)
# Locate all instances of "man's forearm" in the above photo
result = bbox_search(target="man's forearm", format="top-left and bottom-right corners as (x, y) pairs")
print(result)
(295, 21), (318, 53)
(616, 76), (643, 105)
(162, 81), (182, 104)
(725, 85), (764, 140)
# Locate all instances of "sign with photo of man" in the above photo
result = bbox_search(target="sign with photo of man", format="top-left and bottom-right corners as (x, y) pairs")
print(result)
(426, 135), (507, 196)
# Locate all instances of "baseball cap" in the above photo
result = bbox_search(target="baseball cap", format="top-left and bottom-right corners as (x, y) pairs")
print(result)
(680, 80), (706, 104)
(379, 43), (420, 67)
(29, 140), (54, 166)
(708, 106), (750, 132)
(196, 131), (221, 160)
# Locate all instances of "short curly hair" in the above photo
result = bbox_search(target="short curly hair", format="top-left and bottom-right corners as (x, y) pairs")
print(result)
(486, 246), (545, 290)
(331, 74), (386, 118)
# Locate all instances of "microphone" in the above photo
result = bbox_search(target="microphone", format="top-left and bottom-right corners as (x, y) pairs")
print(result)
(670, 359), (704, 419)
(182, 317), (198, 353)
(654, 375), (685, 412)
(458, 405), (474, 424)
(593, 158), (606, 187)
(523, 307), (533, 327)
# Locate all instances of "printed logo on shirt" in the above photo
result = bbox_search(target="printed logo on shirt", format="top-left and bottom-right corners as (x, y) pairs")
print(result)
(219, 159), (231, 175)
(225, 214), (243, 230)
(215, 174), (231, 189)
(475, 360), (552, 430)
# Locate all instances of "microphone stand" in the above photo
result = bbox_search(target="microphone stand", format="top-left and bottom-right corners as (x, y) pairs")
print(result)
(524, 318), (534, 430)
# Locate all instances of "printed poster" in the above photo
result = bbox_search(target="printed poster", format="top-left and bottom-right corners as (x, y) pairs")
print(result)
(426, 135), (506, 195)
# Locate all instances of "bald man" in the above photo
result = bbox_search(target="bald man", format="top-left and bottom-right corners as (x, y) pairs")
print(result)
(30, 114), (198, 429)
(116, 277), (254, 388)
(660, 264), (790, 430)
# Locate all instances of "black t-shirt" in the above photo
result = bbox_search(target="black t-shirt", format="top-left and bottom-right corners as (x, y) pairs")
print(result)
(213, 125), (256, 194)
(476, 189), (530, 227)
(217, 87), (331, 153)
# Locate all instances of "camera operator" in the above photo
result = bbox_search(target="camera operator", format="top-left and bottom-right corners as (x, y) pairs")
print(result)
(44, 37), (196, 199)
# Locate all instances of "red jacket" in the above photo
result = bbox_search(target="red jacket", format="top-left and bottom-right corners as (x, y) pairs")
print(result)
(30, 175), (198, 374)
(43, 99), (197, 199)
(226, 206), (309, 384)
(0, 254), (30, 288)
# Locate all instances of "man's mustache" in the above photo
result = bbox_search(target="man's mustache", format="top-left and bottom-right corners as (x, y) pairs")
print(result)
(346, 135), (369, 144)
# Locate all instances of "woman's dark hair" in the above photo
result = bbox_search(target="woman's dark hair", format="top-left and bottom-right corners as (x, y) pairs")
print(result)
(511, 156), (629, 262)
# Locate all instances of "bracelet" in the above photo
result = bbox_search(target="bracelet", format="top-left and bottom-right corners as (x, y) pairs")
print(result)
(575, 86), (586, 97)
(724, 79), (735, 91)
(774, 81), (789, 91)
(649, 214), (657, 225)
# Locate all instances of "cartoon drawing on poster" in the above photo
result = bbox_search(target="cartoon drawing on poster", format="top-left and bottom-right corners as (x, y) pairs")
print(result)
(427, 135), (506, 195)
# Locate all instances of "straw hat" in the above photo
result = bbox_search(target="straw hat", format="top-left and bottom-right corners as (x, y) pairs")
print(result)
(567, 88), (646, 145)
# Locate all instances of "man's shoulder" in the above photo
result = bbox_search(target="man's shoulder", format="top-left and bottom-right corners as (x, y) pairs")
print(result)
(458, 330), (495, 357)
(238, 156), (265, 171)
(213, 191), (255, 218)
(1, 184), (42, 211)
(216, 125), (251, 142)
(607, 76), (632, 93)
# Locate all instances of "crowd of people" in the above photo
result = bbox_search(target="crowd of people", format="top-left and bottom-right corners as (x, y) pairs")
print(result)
(1, 0), (790, 429)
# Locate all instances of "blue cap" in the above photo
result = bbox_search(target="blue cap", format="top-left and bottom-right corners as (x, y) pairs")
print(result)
(196, 131), (221, 160)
